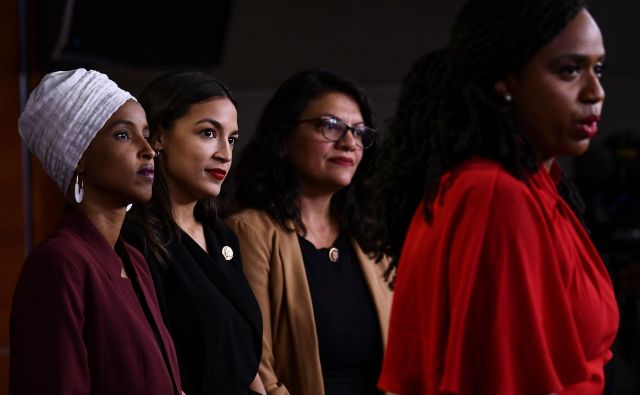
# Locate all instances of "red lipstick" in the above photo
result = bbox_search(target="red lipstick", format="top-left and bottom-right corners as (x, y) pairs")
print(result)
(328, 156), (355, 167)
(577, 115), (600, 139)
(206, 168), (227, 181)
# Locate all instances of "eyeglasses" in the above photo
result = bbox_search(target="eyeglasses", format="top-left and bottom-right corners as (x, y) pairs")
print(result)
(296, 116), (377, 149)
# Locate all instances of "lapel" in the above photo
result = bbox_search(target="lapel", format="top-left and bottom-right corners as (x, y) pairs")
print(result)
(173, 222), (262, 338)
(116, 240), (181, 394)
(62, 207), (180, 394)
(278, 221), (324, 386)
(61, 206), (124, 279)
(349, 237), (392, 346)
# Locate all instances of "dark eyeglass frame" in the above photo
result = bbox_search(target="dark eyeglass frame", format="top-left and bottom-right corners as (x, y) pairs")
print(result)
(296, 115), (377, 149)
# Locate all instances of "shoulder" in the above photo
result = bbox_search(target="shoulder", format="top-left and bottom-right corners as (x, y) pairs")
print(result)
(225, 208), (283, 236)
(26, 230), (88, 272)
(441, 158), (537, 212)
(448, 158), (528, 193)
(17, 231), (89, 292)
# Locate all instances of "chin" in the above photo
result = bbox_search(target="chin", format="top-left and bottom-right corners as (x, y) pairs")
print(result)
(203, 187), (222, 199)
(567, 141), (591, 157)
(131, 191), (152, 203)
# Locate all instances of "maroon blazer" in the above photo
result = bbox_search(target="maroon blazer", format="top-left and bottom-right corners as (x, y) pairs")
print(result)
(10, 207), (182, 395)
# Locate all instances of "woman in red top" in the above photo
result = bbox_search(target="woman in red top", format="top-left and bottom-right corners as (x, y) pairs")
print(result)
(367, 0), (619, 394)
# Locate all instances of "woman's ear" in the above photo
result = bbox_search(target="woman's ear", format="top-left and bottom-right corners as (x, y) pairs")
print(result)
(494, 80), (512, 103)
(153, 130), (165, 151)
(74, 161), (85, 175)
(494, 74), (519, 103)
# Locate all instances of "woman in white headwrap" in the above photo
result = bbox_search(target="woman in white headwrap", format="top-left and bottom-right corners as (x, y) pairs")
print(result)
(10, 69), (183, 395)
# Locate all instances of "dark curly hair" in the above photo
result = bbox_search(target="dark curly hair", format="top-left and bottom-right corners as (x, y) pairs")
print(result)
(230, 69), (379, 251)
(127, 70), (237, 267)
(366, 0), (589, 278)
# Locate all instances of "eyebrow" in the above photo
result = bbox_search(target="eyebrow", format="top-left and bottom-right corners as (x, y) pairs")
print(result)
(196, 118), (239, 135)
(550, 53), (606, 64)
(319, 113), (365, 125)
(196, 118), (223, 129)
(108, 119), (149, 130)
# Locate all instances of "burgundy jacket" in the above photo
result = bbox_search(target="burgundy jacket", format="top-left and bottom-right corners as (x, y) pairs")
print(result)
(10, 207), (182, 395)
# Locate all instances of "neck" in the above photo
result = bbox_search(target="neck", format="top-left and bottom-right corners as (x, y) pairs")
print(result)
(299, 193), (333, 226)
(542, 158), (555, 172)
(172, 199), (200, 235)
(298, 192), (339, 248)
(77, 201), (126, 248)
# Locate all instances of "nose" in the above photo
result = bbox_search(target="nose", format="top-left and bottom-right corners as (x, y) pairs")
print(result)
(139, 136), (155, 160)
(580, 71), (605, 104)
(214, 139), (232, 163)
(336, 129), (358, 151)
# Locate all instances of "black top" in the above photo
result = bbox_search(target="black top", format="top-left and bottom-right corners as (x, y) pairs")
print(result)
(123, 219), (263, 395)
(298, 232), (383, 395)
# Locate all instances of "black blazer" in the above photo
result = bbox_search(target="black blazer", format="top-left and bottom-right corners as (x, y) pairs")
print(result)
(123, 219), (263, 395)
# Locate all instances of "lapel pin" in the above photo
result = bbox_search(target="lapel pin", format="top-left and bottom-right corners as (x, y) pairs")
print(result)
(221, 246), (234, 261)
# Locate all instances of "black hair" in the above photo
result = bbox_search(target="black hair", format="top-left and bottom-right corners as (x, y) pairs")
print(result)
(127, 70), (236, 267)
(366, 0), (589, 280)
(230, 69), (379, 251)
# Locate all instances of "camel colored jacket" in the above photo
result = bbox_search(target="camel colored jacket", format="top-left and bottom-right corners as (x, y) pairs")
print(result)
(226, 209), (392, 395)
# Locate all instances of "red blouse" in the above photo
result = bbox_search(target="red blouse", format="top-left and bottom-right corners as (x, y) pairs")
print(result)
(378, 158), (619, 395)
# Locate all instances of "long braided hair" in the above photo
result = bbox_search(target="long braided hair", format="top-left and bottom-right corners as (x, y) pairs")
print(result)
(367, 0), (588, 279)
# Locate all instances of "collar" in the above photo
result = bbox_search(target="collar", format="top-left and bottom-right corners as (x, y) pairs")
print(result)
(60, 205), (133, 279)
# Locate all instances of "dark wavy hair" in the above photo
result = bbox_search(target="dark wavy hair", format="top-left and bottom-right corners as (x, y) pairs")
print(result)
(230, 69), (379, 251)
(127, 70), (237, 267)
(367, 0), (589, 278)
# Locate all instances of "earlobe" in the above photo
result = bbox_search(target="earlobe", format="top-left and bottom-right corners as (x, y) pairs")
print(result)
(153, 134), (163, 151)
(74, 161), (85, 174)
(494, 80), (510, 100)
(495, 78), (517, 103)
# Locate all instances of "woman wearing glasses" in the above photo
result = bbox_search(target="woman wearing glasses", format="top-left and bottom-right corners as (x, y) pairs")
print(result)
(226, 69), (392, 395)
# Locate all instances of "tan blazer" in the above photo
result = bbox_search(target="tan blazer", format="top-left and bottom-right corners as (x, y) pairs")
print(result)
(226, 208), (392, 395)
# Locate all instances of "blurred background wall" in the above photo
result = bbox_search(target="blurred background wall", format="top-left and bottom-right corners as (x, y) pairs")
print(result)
(1, 0), (638, 393)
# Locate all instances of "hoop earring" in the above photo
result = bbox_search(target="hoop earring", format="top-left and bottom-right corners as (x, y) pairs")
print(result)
(126, 203), (133, 212)
(74, 174), (84, 204)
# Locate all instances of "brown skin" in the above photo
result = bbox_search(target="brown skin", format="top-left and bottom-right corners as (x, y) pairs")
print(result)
(285, 92), (365, 249)
(73, 100), (154, 247)
(495, 9), (605, 169)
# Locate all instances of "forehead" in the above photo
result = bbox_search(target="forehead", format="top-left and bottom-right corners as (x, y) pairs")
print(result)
(536, 9), (604, 59)
(300, 92), (362, 119)
(99, 100), (147, 132)
(184, 97), (237, 118)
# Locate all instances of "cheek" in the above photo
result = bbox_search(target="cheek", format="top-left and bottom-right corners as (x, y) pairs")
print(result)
(89, 148), (127, 174)
(354, 150), (364, 167)
(167, 142), (207, 171)
(288, 137), (327, 167)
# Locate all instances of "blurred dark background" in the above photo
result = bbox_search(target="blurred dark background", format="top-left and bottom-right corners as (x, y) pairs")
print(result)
(1, 0), (638, 393)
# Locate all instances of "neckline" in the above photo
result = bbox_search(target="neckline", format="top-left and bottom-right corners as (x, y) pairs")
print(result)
(297, 230), (342, 251)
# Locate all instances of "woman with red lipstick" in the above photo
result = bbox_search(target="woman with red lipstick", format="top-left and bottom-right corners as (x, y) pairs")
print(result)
(226, 69), (392, 395)
(123, 71), (265, 395)
(367, 0), (618, 394)
(11, 69), (182, 394)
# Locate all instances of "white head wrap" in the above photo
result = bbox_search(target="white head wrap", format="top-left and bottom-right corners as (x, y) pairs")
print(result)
(18, 68), (135, 193)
